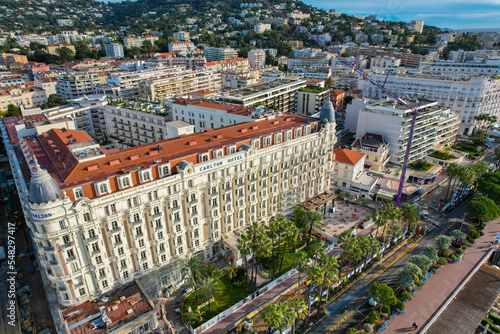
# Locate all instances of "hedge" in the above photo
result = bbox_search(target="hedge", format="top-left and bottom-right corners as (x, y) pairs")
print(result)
(437, 257), (448, 266)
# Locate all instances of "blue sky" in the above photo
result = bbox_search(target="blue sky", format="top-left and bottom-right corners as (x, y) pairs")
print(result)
(303, 0), (500, 29)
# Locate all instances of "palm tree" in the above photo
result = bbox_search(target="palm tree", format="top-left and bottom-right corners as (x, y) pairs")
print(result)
(186, 257), (203, 301)
(289, 297), (308, 334)
(367, 236), (380, 264)
(262, 303), (282, 333)
(401, 204), (420, 236)
(293, 206), (308, 231)
(397, 270), (416, 291)
(402, 262), (423, 282)
(358, 236), (371, 268)
(445, 163), (460, 202)
(436, 235), (451, 256)
(317, 255), (339, 313)
(450, 229), (466, 246)
(341, 237), (362, 278)
(385, 203), (402, 231)
(305, 210), (324, 247)
(199, 277), (221, 312)
(226, 263), (237, 283)
(389, 225), (402, 245)
(294, 251), (310, 299)
(306, 265), (325, 315)
(373, 208), (387, 241)
(308, 242), (325, 265)
(267, 219), (280, 277)
(279, 219), (298, 275)
(253, 234), (272, 288)
(247, 222), (266, 289)
(422, 245), (438, 264)
(409, 254), (432, 277)
(237, 232), (252, 290)
(278, 302), (296, 333)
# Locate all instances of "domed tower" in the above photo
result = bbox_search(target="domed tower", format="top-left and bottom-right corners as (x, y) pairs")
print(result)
(319, 97), (336, 124)
(28, 164), (63, 204)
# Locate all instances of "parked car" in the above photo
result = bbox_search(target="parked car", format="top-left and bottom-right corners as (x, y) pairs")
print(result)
(420, 210), (428, 219)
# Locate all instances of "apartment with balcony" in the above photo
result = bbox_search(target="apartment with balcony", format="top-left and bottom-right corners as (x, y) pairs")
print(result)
(358, 73), (500, 135)
(56, 72), (101, 101)
(296, 85), (330, 116)
(351, 133), (390, 172)
(352, 98), (459, 165)
(215, 78), (307, 114)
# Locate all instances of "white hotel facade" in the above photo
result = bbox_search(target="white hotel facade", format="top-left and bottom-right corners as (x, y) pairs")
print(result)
(2, 107), (336, 307)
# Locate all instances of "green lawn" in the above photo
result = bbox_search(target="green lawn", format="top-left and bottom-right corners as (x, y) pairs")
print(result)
(180, 275), (249, 326)
(452, 142), (484, 158)
(260, 239), (305, 277)
(408, 159), (432, 171)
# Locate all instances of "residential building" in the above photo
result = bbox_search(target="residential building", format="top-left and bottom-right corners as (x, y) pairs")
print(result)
(330, 89), (345, 110)
(151, 54), (206, 70)
(168, 41), (197, 56)
(173, 31), (190, 41)
(351, 133), (390, 172)
(196, 58), (250, 73)
(287, 57), (329, 67)
(123, 35), (159, 48)
(204, 47), (238, 61)
(56, 72), (101, 101)
(47, 44), (76, 56)
(358, 72), (500, 135)
(0, 53), (28, 66)
(371, 34), (384, 45)
(0, 77), (25, 88)
(332, 147), (377, 196)
(409, 20), (424, 34)
(106, 67), (186, 99)
(248, 49), (266, 68)
(215, 78), (307, 114)
(34, 77), (58, 96)
(56, 19), (74, 26)
(254, 23), (271, 34)
(264, 16), (288, 26)
(370, 56), (401, 70)
(105, 43), (124, 58)
(138, 70), (222, 102)
(104, 106), (194, 147)
(2, 108), (336, 309)
(0, 85), (47, 111)
(296, 85), (330, 116)
(171, 98), (261, 131)
(418, 57), (500, 76)
(350, 98), (459, 164)
(44, 95), (109, 141)
(287, 66), (332, 80)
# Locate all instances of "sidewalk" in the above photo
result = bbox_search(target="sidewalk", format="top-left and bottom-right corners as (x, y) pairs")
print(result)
(383, 219), (498, 334)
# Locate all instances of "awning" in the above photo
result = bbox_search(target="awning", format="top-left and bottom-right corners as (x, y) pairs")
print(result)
(376, 192), (394, 200)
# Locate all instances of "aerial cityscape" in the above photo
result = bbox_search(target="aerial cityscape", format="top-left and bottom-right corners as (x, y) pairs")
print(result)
(0, 0), (499, 334)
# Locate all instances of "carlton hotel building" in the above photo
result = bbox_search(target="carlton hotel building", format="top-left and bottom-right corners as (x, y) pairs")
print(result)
(2, 101), (337, 307)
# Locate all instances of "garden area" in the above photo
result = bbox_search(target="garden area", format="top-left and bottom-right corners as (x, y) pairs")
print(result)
(428, 149), (453, 160)
(452, 137), (487, 159)
(408, 159), (432, 171)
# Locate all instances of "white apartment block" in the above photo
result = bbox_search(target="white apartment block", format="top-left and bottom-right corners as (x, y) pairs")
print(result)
(138, 70), (222, 102)
(104, 106), (194, 146)
(2, 111), (336, 307)
(248, 49), (266, 68)
(358, 73), (500, 135)
(288, 57), (329, 67)
(296, 86), (330, 116)
(171, 98), (260, 131)
(351, 98), (459, 164)
(123, 35), (159, 48)
(418, 57), (500, 76)
(293, 48), (331, 59)
(288, 66), (332, 80)
(254, 23), (271, 34)
(204, 47), (238, 61)
(105, 43), (124, 58)
(370, 56), (401, 70)
(173, 31), (190, 41)
(409, 20), (424, 34)
(55, 72), (101, 101)
(168, 41), (197, 56)
(151, 55), (206, 70)
(196, 58), (250, 73)
(215, 78), (307, 114)
(44, 95), (109, 141)
(106, 67), (186, 99)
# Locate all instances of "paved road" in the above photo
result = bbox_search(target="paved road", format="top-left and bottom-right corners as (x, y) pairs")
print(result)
(309, 196), (477, 334)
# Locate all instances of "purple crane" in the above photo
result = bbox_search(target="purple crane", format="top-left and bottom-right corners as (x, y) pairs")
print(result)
(261, 0), (424, 206)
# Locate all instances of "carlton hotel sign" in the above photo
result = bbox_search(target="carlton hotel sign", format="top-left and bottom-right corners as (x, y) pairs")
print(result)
(197, 154), (245, 173)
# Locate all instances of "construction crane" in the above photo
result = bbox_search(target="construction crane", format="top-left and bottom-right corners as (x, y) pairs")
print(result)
(261, 0), (424, 206)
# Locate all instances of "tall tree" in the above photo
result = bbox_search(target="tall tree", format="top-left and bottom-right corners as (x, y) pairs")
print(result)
(262, 303), (282, 333)
(306, 265), (325, 315)
(199, 278), (221, 312)
(279, 219), (298, 275)
(186, 257), (203, 301)
(467, 197), (500, 223)
(237, 232), (252, 290)
(289, 297), (308, 334)
(401, 204), (420, 235)
(370, 282), (396, 313)
(422, 246), (438, 264)
(294, 251), (310, 299)
(436, 235), (451, 255)
(409, 255), (432, 277)
(305, 210), (324, 247)
(317, 255), (339, 313)
(444, 163), (460, 202)
(450, 229), (466, 246)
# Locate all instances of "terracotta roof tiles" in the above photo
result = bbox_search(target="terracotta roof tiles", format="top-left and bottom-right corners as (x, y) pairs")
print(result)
(333, 147), (365, 165)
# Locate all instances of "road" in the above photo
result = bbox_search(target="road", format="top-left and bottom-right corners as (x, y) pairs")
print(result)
(309, 195), (476, 334)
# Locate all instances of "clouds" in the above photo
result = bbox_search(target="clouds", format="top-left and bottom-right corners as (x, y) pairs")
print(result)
(304, 0), (500, 28)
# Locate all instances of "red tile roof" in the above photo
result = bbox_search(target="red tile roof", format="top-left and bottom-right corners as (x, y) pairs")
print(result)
(333, 147), (365, 165)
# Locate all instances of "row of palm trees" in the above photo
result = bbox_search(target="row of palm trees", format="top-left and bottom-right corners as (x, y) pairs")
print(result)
(236, 207), (326, 291)
(372, 203), (420, 248)
(397, 246), (436, 291)
(444, 162), (487, 203)
(261, 298), (307, 334)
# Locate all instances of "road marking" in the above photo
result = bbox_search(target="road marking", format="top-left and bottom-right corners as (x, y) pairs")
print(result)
(365, 243), (419, 286)
(326, 310), (356, 333)
(434, 222), (458, 240)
